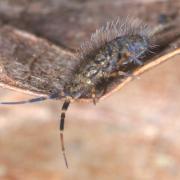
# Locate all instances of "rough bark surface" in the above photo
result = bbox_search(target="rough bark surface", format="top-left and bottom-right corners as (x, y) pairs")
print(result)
(0, 0), (179, 99)
(0, 1), (180, 179)
(0, 26), (77, 96)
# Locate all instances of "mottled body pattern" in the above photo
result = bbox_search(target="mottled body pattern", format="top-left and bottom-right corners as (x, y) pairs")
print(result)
(65, 35), (150, 100)
(60, 19), (151, 167)
(0, 18), (152, 167)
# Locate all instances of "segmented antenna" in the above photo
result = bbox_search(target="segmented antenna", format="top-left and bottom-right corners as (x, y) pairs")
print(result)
(60, 98), (71, 168)
(0, 93), (60, 105)
(0, 16), (168, 168)
(0, 91), (71, 168)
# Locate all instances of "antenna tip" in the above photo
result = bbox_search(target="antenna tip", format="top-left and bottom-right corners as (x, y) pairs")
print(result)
(60, 132), (69, 168)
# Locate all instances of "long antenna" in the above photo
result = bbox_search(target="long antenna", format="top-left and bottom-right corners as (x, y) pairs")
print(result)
(60, 99), (71, 168)
(0, 93), (60, 105)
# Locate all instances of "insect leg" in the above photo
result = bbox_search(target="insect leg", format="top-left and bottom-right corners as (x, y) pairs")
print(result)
(107, 70), (139, 82)
(107, 71), (130, 78)
(91, 87), (97, 105)
(60, 98), (71, 168)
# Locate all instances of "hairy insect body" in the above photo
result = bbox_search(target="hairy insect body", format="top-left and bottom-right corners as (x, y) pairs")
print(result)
(0, 18), (151, 167)
(65, 34), (149, 99)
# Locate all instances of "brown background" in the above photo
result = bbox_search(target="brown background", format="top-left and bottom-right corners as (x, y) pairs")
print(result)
(0, 0), (180, 180)
(0, 56), (179, 180)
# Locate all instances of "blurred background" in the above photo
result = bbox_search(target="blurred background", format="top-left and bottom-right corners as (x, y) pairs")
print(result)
(0, 55), (179, 179)
(0, 0), (180, 179)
